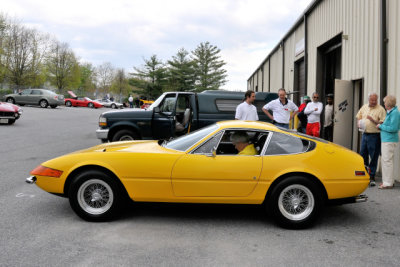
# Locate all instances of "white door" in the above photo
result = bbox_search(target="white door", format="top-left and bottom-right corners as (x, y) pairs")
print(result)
(333, 79), (354, 149)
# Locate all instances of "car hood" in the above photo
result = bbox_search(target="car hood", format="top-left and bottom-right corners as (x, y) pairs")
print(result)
(74, 140), (181, 154)
(0, 102), (18, 112)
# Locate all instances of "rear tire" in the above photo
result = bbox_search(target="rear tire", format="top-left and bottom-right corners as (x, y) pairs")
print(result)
(112, 129), (139, 141)
(111, 103), (116, 109)
(39, 99), (48, 108)
(88, 102), (94, 108)
(6, 98), (15, 104)
(267, 176), (323, 229)
(68, 170), (125, 222)
(50, 105), (57, 109)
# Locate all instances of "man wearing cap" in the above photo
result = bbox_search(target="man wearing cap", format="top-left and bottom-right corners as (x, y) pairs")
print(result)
(356, 92), (386, 186)
(230, 131), (257, 155)
(262, 88), (298, 128)
(324, 94), (334, 141)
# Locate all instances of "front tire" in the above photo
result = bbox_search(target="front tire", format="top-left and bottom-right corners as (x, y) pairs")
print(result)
(50, 105), (57, 109)
(267, 176), (323, 229)
(111, 103), (116, 109)
(68, 170), (125, 221)
(6, 97), (15, 104)
(88, 102), (94, 108)
(65, 101), (72, 107)
(112, 129), (139, 141)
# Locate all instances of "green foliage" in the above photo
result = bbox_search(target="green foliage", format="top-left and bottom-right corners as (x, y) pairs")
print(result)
(167, 48), (196, 92)
(131, 55), (167, 99)
(192, 41), (228, 91)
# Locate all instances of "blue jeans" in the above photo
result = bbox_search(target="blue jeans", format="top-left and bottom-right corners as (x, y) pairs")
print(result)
(360, 133), (381, 178)
(274, 122), (289, 129)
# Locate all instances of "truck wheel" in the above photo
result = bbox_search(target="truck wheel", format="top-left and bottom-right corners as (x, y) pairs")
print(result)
(112, 129), (139, 141)
(267, 176), (323, 229)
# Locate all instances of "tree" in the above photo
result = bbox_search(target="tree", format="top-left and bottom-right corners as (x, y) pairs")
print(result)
(191, 41), (228, 91)
(167, 48), (196, 92)
(131, 55), (167, 99)
(96, 62), (114, 98)
(46, 41), (80, 94)
(2, 21), (49, 89)
(110, 68), (130, 102)
(77, 62), (96, 96)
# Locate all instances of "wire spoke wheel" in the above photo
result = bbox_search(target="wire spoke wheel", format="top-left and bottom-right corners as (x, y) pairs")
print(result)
(278, 184), (314, 221)
(77, 179), (114, 215)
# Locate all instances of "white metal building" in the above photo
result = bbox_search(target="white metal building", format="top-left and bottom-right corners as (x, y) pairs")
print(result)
(248, 0), (399, 177)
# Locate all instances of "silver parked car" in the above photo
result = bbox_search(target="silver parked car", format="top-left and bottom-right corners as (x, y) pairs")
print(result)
(3, 89), (65, 108)
(94, 99), (124, 109)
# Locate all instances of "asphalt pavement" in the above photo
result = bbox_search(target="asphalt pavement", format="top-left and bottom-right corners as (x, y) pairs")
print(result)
(1, 106), (399, 266)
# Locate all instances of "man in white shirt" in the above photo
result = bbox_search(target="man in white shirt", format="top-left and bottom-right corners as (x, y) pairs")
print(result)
(304, 92), (323, 137)
(262, 88), (298, 129)
(324, 94), (334, 141)
(235, 90), (259, 121)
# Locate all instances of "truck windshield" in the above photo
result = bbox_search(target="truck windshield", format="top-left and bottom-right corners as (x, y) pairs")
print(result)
(163, 124), (219, 152)
(147, 94), (166, 110)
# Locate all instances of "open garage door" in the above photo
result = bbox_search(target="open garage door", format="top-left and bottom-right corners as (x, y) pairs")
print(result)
(333, 79), (354, 149)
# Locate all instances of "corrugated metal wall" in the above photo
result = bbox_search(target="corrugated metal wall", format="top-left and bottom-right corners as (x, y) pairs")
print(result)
(307, 0), (381, 99)
(387, 0), (400, 98)
(269, 49), (283, 91)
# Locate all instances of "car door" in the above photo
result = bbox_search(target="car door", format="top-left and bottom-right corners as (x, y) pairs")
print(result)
(152, 93), (176, 139)
(16, 89), (31, 104)
(29, 89), (42, 105)
(171, 130), (263, 197)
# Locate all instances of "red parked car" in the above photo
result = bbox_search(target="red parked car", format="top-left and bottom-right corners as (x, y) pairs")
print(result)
(65, 97), (103, 108)
(0, 101), (22, 125)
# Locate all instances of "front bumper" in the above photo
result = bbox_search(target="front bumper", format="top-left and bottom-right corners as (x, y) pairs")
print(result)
(96, 128), (109, 140)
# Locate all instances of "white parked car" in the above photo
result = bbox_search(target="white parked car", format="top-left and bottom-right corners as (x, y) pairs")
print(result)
(94, 99), (123, 109)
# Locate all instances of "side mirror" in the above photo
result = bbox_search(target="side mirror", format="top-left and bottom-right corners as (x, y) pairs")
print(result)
(153, 106), (160, 113)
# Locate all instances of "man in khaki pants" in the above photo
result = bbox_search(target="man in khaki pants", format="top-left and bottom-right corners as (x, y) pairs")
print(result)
(356, 93), (386, 186)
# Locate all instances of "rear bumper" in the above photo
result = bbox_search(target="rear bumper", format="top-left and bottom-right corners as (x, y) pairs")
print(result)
(327, 194), (368, 205)
(96, 128), (109, 140)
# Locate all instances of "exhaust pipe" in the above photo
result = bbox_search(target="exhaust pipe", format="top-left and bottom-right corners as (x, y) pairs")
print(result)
(26, 176), (37, 184)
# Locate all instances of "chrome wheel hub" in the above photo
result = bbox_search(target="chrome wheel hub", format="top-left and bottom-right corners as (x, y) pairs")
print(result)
(278, 184), (314, 221)
(77, 179), (114, 215)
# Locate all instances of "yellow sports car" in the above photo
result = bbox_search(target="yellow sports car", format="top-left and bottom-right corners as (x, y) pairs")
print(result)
(26, 121), (369, 229)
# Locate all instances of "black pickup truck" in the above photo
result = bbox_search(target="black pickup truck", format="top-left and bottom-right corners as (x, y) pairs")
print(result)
(96, 90), (278, 142)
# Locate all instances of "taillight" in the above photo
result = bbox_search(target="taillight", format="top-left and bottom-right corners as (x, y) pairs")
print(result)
(31, 165), (63, 178)
(355, 171), (366, 176)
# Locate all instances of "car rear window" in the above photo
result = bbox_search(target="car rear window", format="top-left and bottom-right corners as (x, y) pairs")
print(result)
(265, 132), (313, 155)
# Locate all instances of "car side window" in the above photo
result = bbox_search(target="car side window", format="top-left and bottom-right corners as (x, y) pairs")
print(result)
(193, 132), (223, 154)
(265, 132), (309, 155)
(21, 89), (31, 95)
(31, 90), (42, 95)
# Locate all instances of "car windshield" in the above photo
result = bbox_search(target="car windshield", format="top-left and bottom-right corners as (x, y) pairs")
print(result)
(163, 124), (219, 152)
(85, 97), (93, 101)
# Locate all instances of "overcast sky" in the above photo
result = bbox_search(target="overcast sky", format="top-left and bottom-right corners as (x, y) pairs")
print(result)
(2, 0), (313, 91)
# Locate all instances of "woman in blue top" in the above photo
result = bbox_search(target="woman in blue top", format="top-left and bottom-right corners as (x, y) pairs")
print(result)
(376, 95), (400, 189)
